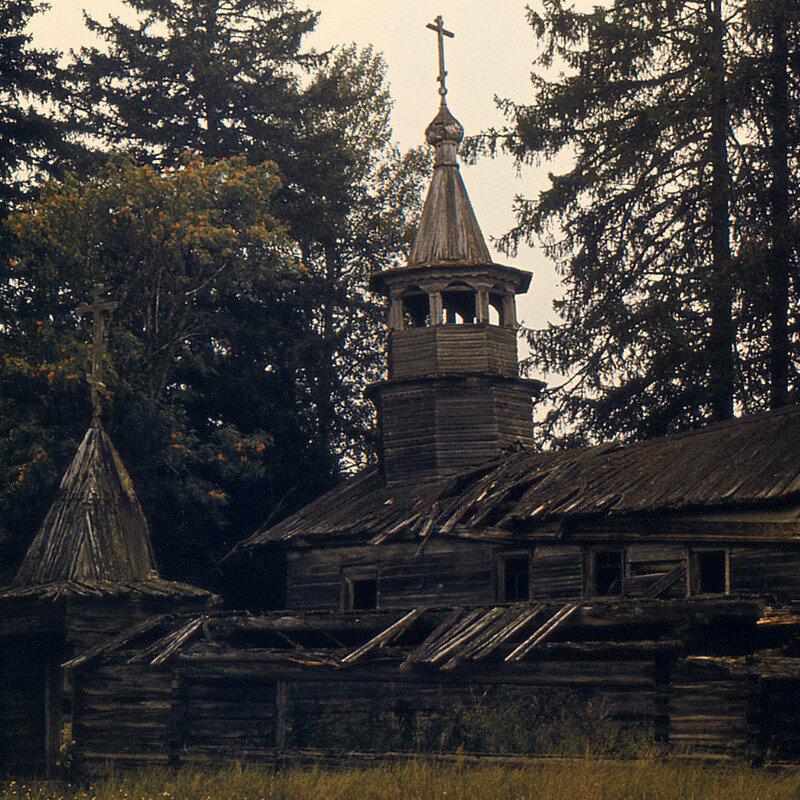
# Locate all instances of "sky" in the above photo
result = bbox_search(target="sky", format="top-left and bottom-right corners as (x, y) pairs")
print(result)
(28, 0), (563, 333)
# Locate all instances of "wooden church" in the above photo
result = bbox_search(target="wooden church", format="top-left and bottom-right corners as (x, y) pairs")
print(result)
(232, 57), (800, 616)
(6, 17), (800, 773)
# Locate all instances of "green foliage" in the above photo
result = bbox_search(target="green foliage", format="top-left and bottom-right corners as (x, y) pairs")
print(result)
(4, 761), (800, 800)
(67, 1), (431, 470)
(68, 0), (322, 164)
(472, 0), (800, 444)
(0, 5), (432, 585)
(0, 0), (64, 213)
(0, 155), (316, 583)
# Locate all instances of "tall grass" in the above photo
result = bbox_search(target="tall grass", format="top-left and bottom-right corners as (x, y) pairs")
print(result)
(288, 686), (654, 757)
(2, 761), (800, 800)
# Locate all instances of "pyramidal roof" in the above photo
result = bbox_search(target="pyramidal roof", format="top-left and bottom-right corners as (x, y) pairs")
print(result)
(407, 101), (493, 268)
(13, 418), (159, 586)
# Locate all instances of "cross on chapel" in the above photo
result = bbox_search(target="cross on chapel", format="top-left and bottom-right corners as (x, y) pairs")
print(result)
(77, 284), (118, 419)
(426, 15), (454, 99)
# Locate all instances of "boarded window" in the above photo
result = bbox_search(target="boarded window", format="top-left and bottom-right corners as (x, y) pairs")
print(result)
(691, 550), (728, 595)
(592, 550), (623, 596)
(344, 577), (378, 610)
(501, 554), (530, 602)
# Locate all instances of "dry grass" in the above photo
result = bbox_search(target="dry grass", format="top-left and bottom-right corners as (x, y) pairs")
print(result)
(2, 760), (800, 800)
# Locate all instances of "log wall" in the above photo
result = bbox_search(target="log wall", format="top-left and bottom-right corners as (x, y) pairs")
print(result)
(74, 663), (175, 767)
(729, 547), (800, 598)
(73, 656), (664, 768)
(286, 540), (496, 611)
(388, 326), (519, 380)
(377, 377), (534, 483)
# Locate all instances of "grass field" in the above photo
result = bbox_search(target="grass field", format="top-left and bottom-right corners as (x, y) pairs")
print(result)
(2, 760), (800, 800)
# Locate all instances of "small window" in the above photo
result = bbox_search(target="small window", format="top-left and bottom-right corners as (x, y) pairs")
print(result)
(344, 577), (377, 610)
(501, 554), (530, 602)
(592, 550), (623, 596)
(691, 549), (728, 595)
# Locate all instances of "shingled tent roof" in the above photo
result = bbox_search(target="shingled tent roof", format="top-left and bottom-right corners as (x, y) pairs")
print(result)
(407, 102), (493, 268)
(12, 418), (164, 589)
(239, 404), (800, 549)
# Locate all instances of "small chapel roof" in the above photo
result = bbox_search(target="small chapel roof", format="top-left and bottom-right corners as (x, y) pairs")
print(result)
(240, 403), (800, 548)
(12, 418), (159, 586)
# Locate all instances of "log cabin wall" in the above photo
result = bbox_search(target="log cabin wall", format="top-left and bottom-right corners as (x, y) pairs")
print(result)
(286, 540), (496, 611)
(376, 377), (535, 484)
(729, 547), (800, 598)
(284, 537), (800, 613)
(71, 656), (664, 768)
(668, 661), (753, 756)
(73, 663), (175, 768)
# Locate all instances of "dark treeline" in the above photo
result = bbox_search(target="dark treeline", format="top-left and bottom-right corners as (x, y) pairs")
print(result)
(470, 0), (800, 445)
(0, 0), (430, 584)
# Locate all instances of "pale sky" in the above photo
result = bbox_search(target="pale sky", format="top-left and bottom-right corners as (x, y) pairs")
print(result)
(29, 0), (563, 336)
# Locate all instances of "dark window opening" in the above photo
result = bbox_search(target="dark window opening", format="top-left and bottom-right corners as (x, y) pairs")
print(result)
(593, 550), (623, 596)
(502, 555), (530, 601)
(402, 290), (429, 328)
(488, 292), (505, 326)
(347, 578), (378, 610)
(441, 283), (476, 324)
(695, 550), (727, 595)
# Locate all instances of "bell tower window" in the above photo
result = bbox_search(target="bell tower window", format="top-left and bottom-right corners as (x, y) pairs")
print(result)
(441, 282), (476, 324)
(488, 291), (506, 326)
(401, 287), (430, 328)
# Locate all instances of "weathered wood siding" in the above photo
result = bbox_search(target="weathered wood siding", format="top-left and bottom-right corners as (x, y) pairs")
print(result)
(389, 326), (519, 380)
(669, 662), (751, 755)
(73, 664), (174, 766)
(530, 545), (583, 599)
(177, 673), (279, 758)
(379, 378), (534, 483)
(286, 540), (496, 611)
(72, 656), (662, 767)
(729, 547), (800, 598)
(625, 544), (686, 598)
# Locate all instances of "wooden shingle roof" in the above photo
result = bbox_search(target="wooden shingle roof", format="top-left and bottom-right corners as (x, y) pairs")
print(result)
(407, 102), (493, 268)
(240, 404), (800, 548)
(13, 419), (158, 586)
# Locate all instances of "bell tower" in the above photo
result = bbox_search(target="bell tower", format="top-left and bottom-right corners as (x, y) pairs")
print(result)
(367, 17), (543, 485)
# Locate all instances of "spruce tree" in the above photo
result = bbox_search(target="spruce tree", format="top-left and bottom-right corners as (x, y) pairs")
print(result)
(0, 0), (62, 213)
(472, 0), (756, 442)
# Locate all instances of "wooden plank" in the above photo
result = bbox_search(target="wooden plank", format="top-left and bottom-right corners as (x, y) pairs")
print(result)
(341, 608), (425, 664)
(505, 603), (579, 662)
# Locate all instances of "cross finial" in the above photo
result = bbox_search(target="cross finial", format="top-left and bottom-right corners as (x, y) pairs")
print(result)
(77, 283), (118, 420)
(426, 15), (454, 101)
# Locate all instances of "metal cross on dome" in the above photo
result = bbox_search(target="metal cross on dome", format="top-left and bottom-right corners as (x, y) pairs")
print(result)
(426, 15), (454, 99)
(77, 283), (118, 419)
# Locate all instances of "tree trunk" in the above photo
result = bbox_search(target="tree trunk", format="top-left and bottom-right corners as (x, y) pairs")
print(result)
(767, 7), (790, 408)
(707, 0), (735, 420)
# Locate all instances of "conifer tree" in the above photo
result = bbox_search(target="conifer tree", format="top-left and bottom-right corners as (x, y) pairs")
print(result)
(0, 0), (62, 213)
(474, 0), (759, 442)
(67, 2), (430, 472)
